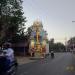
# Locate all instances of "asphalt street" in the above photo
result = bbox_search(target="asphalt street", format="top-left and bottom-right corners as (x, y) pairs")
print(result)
(17, 52), (75, 75)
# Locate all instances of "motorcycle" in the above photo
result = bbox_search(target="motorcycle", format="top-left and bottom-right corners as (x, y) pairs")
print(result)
(51, 51), (54, 58)
(0, 50), (18, 75)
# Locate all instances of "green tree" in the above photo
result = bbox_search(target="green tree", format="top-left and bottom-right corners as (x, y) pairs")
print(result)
(0, 0), (26, 44)
(27, 26), (32, 38)
(54, 42), (65, 52)
(49, 38), (65, 52)
(49, 38), (55, 52)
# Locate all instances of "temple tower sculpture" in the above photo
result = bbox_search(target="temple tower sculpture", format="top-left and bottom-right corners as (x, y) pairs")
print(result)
(29, 20), (49, 58)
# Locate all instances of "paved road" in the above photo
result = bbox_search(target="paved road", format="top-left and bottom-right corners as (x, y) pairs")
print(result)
(17, 52), (75, 75)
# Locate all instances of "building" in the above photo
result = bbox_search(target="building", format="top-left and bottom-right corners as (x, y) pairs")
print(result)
(67, 38), (75, 52)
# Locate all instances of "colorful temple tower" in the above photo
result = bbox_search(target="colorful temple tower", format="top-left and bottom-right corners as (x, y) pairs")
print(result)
(29, 20), (49, 58)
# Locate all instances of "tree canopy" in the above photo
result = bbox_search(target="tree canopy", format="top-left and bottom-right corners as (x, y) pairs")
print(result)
(49, 39), (66, 52)
(0, 0), (26, 44)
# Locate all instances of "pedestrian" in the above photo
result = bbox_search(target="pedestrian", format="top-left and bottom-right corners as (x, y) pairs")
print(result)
(31, 48), (35, 57)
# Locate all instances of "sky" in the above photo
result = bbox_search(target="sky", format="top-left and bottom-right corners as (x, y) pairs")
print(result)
(22, 0), (75, 44)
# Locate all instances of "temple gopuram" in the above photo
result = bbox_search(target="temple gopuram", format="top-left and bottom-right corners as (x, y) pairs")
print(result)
(29, 20), (49, 58)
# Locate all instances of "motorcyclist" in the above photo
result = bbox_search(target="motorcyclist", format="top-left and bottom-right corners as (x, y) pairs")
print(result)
(0, 42), (18, 75)
(3, 42), (14, 63)
(51, 51), (54, 58)
(2, 42), (16, 71)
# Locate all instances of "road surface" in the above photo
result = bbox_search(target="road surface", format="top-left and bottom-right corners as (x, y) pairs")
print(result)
(17, 52), (75, 75)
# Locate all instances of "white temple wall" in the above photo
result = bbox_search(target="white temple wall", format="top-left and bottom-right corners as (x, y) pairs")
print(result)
(46, 43), (49, 54)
